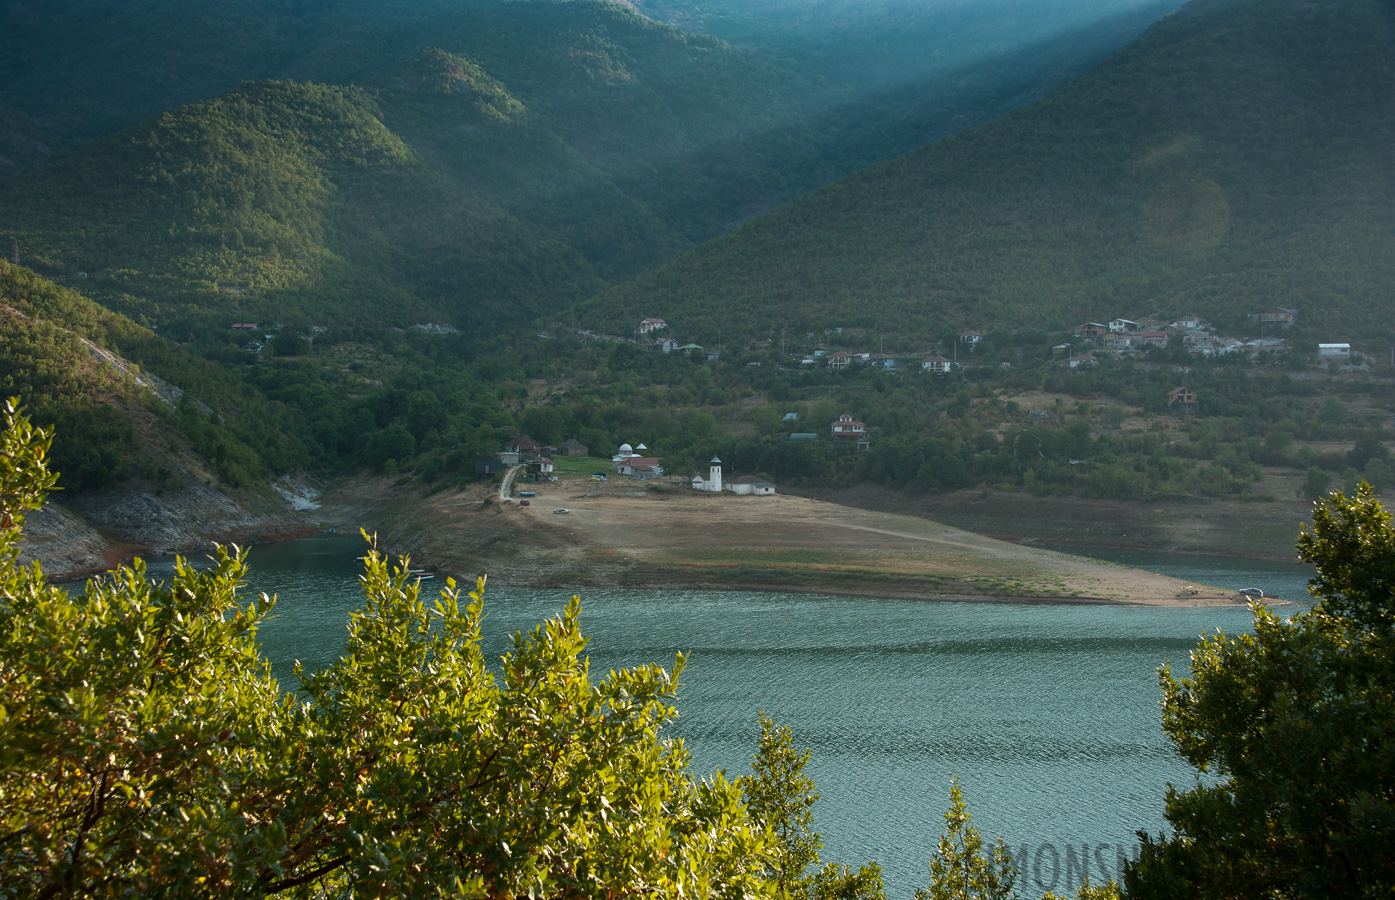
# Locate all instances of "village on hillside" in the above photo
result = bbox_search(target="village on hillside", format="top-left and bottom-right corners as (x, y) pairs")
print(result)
(555, 307), (1365, 388)
(613, 309), (1351, 373)
(483, 308), (1367, 505)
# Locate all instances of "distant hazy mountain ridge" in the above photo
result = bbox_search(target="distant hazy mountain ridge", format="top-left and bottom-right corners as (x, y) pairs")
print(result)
(579, 0), (1395, 346)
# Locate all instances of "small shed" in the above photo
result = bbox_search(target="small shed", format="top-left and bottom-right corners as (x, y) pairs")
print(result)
(558, 438), (589, 457)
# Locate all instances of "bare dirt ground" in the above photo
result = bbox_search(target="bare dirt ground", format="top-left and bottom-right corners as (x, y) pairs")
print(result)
(789, 478), (1361, 562)
(315, 471), (1249, 607)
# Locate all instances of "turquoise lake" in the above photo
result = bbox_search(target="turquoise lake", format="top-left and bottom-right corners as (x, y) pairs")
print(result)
(142, 534), (1316, 897)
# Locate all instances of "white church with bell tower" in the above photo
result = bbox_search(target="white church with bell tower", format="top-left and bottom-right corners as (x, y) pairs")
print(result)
(691, 456), (723, 492)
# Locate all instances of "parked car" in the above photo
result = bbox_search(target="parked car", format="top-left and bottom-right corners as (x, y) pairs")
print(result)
(590, 473), (607, 481)
(1237, 587), (1265, 598)
(519, 500), (530, 506)
(554, 508), (571, 515)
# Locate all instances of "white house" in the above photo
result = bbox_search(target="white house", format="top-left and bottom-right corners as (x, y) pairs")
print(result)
(1109, 318), (1141, 333)
(638, 318), (669, 334)
(726, 475), (776, 496)
(1318, 343), (1352, 359)
(831, 414), (866, 442)
(922, 355), (951, 374)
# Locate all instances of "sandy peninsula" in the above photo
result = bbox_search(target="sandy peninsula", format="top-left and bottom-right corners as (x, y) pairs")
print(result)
(315, 470), (1248, 608)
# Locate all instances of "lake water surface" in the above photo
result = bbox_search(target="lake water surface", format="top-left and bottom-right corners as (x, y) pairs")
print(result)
(143, 535), (1315, 897)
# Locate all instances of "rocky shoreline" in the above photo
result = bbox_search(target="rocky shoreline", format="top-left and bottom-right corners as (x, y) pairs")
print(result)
(21, 479), (316, 581)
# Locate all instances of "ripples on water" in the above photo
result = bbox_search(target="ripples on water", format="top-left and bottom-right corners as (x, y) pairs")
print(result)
(140, 534), (1314, 898)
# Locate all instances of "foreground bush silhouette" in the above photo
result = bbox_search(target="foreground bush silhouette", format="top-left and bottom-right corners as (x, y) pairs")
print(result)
(1126, 483), (1395, 898)
(0, 401), (769, 898)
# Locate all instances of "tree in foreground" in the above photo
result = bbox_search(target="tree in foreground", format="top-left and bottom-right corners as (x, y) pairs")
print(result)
(0, 401), (770, 898)
(739, 714), (885, 900)
(914, 779), (1121, 900)
(1126, 483), (1395, 898)
(915, 780), (1016, 900)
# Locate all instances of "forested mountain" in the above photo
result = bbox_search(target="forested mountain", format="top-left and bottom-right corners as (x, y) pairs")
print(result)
(0, 0), (1174, 337)
(580, 0), (1395, 347)
(0, 4), (789, 330)
(0, 0), (496, 146)
(0, 0), (1177, 152)
(0, 102), (54, 178)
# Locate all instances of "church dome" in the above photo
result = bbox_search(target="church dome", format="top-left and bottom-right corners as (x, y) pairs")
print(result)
(619, 443), (633, 454)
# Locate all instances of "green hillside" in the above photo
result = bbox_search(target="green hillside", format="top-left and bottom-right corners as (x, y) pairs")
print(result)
(0, 77), (676, 330)
(0, 0), (492, 145)
(579, 0), (1395, 347)
(0, 102), (55, 179)
(0, 262), (311, 492)
(0, 2), (812, 330)
(0, 0), (1182, 337)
